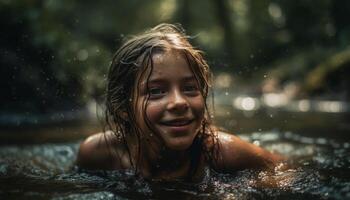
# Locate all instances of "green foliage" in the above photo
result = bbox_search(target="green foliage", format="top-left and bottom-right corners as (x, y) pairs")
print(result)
(1, 0), (350, 113)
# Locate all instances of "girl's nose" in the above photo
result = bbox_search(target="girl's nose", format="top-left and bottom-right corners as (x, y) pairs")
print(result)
(167, 89), (189, 113)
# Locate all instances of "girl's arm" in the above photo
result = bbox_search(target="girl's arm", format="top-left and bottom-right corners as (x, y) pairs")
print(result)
(77, 132), (130, 170)
(76, 133), (114, 170)
(212, 131), (284, 172)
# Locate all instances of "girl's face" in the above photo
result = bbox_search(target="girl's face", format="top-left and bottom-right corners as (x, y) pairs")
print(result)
(135, 49), (205, 151)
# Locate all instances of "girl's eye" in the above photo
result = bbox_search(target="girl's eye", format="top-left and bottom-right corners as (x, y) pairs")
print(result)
(183, 85), (199, 93)
(148, 88), (166, 97)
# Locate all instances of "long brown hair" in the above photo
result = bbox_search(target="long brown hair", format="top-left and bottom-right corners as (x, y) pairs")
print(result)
(105, 23), (217, 173)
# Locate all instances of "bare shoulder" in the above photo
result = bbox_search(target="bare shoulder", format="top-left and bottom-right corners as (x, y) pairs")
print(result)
(76, 131), (132, 170)
(212, 131), (283, 172)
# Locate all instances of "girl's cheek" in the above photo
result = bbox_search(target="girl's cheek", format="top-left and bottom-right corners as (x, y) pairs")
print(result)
(146, 101), (165, 120)
(193, 96), (205, 115)
(195, 103), (205, 123)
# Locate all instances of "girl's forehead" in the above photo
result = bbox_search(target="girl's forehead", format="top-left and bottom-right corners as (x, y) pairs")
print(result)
(152, 50), (184, 64)
(152, 51), (190, 72)
(137, 50), (194, 85)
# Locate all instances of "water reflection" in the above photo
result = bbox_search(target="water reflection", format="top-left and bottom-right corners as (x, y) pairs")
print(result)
(0, 131), (349, 199)
(219, 92), (349, 113)
(262, 93), (289, 108)
(316, 100), (345, 113)
(233, 96), (260, 111)
(297, 100), (311, 112)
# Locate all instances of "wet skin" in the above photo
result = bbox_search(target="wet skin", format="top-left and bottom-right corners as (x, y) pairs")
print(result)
(135, 50), (205, 151)
(77, 50), (283, 180)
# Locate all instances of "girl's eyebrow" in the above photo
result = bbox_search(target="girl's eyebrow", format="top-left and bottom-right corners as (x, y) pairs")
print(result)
(141, 75), (196, 86)
(182, 75), (196, 82)
(140, 79), (164, 87)
(150, 75), (195, 82)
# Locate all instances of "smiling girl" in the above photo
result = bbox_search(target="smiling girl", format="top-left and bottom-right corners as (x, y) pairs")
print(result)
(76, 23), (282, 181)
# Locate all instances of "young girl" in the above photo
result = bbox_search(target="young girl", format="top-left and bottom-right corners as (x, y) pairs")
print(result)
(77, 23), (282, 181)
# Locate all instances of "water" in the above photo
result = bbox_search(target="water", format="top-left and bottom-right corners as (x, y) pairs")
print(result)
(0, 130), (349, 200)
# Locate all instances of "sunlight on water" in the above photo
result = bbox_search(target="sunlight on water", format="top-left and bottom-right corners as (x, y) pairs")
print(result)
(297, 100), (311, 112)
(233, 97), (260, 111)
(262, 93), (289, 108)
(316, 100), (345, 113)
(215, 92), (349, 113)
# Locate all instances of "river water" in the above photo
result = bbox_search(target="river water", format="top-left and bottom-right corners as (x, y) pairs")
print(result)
(0, 94), (349, 199)
(0, 130), (349, 199)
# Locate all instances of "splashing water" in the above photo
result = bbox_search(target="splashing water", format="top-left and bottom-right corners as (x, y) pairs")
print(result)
(0, 131), (349, 200)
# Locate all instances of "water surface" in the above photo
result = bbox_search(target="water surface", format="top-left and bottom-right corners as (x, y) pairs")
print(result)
(0, 130), (349, 200)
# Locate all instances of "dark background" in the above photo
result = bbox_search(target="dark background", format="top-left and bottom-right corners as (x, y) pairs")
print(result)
(1, 0), (349, 142)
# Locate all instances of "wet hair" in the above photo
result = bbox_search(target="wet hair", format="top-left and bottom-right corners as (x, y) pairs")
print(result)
(104, 23), (218, 174)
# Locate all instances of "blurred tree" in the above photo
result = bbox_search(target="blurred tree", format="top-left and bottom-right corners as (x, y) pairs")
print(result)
(1, 0), (350, 116)
(331, 0), (350, 46)
(212, 0), (235, 66)
(174, 0), (190, 29)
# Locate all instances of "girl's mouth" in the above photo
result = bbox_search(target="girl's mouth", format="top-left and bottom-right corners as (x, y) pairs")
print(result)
(161, 119), (193, 127)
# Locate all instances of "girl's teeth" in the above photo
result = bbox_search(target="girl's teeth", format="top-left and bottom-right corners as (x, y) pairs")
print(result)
(168, 121), (189, 126)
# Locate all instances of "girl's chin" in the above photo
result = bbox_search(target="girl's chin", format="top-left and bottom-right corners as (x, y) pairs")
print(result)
(164, 137), (196, 151)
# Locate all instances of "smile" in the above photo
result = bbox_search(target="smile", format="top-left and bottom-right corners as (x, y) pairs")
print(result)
(161, 119), (194, 127)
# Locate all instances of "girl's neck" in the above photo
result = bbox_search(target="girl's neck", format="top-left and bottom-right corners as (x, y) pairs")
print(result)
(138, 138), (193, 179)
(145, 139), (190, 163)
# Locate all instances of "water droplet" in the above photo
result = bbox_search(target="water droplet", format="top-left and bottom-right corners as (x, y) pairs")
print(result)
(263, 74), (267, 78)
(225, 92), (229, 96)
